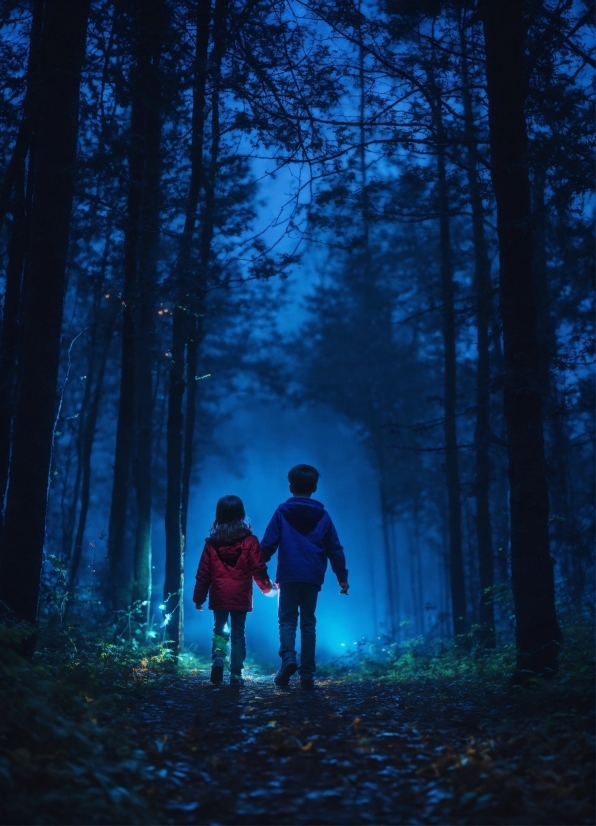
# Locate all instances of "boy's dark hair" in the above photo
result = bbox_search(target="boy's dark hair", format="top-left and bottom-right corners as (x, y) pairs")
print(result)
(209, 495), (251, 543)
(288, 464), (320, 495)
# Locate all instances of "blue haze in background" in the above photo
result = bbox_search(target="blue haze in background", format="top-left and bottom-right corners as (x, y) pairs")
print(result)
(182, 403), (384, 664)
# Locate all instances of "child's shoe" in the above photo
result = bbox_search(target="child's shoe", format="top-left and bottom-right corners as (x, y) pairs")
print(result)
(230, 674), (245, 687)
(300, 678), (315, 690)
(210, 658), (224, 684)
(274, 661), (297, 686)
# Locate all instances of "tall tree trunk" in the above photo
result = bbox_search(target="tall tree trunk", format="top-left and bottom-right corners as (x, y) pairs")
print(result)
(481, 0), (562, 677)
(460, 19), (495, 645)
(164, 0), (212, 652)
(108, 0), (162, 613)
(164, 306), (186, 648)
(433, 97), (467, 638)
(0, 0), (90, 633)
(132, 0), (164, 619)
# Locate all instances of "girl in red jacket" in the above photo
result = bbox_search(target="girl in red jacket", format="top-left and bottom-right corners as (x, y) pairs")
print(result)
(193, 495), (272, 686)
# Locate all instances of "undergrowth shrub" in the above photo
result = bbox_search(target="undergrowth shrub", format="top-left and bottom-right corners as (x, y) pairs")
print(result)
(318, 620), (594, 700)
(0, 614), (192, 825)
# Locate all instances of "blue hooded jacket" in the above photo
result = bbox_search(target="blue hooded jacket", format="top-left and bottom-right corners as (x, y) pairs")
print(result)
(260, 496), (348, 587)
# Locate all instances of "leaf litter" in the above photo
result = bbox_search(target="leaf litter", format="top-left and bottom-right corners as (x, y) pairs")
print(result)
(131, 664), (594, 825)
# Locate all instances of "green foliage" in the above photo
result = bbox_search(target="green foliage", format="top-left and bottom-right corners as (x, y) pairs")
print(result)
(319, 622), (593, 690)
(0, 618), (189, 824)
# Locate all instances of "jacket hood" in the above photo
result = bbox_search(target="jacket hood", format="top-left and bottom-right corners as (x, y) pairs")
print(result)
(279, 497), (326, 535)
(206, 531), (252, 567)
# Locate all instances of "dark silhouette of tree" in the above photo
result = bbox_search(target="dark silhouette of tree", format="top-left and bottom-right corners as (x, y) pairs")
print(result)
(164, 0), (214, 652)
(108, 0), (165, 614)
(0, 0), (91, 633)
(480, 0), (562, 678)
(457, 12), (495, 646)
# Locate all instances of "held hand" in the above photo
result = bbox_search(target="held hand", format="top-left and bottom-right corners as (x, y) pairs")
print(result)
(194, 603), (204, 611)
(262, 579), (274, 594)
(339, 582), (349, 595)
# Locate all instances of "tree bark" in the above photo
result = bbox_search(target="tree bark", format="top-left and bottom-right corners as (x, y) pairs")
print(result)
(459, 18), (495, 646)
(108, 0), (163, 613)
(132, 0), (164, 619)
(164, 0), (219, 651)
(481, 0), (562, 677)
(434, 97), (467, 638)
(0, 0), (90, 632)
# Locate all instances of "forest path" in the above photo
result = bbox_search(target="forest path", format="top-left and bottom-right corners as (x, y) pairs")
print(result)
(134, 673), (456, 824)
(130, 671), (547, 826)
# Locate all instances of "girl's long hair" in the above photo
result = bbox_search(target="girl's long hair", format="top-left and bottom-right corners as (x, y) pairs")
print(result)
(209, 495), (251, 543)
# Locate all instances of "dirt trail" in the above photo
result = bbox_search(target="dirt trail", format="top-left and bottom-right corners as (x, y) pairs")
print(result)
(133, 673), (490, 825)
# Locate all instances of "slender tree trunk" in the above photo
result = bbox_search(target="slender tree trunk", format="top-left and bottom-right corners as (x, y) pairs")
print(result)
(164, 307), (186, 648)
(108, 0), (162, 612)
(532, 173), (574, 589)
(164, 0), (211, 651)
(412, 499), (425, 635)
(0, 0), (90, 633)
(181, 314), (203, 539)
(481, 0), (562, 677)
(63, 222), (113, 565)
(378, 461), (397, 638)
(132, 0), (164, 619)
(434, 100), (467, 638)
(460, 20), (495, 645)
(68, 321), (114, 595)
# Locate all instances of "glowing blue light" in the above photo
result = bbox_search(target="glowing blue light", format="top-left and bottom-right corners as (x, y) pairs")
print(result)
(161, 613), (172, 627)
(158, 604), (166, 611)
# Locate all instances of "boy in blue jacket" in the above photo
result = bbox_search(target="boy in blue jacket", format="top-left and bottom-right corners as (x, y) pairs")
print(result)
(260, 464), (349, 689)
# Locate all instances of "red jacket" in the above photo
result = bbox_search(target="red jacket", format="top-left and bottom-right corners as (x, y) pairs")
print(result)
(193, 532), (270, 611)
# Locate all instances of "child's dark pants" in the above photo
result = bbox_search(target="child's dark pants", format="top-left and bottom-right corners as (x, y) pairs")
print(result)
(212, 610), (247, 676)
(278, 582), (319, 679)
